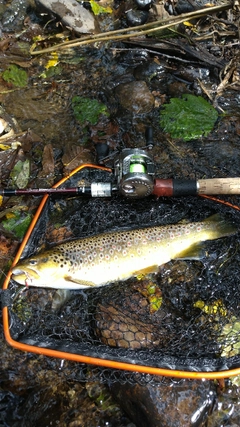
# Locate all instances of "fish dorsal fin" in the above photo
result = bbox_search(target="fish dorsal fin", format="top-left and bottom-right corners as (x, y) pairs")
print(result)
(175, 242), (206, 261)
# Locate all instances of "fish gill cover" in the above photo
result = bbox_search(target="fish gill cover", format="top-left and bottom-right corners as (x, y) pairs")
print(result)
(7, 168), (240, 384)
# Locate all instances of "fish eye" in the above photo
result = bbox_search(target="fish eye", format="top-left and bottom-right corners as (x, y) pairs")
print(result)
(29, 259), (38, 265)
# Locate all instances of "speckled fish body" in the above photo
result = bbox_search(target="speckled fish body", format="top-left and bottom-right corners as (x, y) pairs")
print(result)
(11, 214), (236, 289)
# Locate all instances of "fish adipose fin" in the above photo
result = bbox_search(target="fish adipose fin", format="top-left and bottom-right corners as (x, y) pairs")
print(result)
(64, 276), (96, 287)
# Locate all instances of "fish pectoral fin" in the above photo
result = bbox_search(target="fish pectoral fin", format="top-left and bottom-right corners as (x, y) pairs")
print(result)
(133, 265), (159, 278)
(64, 276), (96, 287)
(175, 242), (206, 261)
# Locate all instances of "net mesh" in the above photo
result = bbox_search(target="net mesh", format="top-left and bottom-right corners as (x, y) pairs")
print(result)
(7, 169), (240, 383)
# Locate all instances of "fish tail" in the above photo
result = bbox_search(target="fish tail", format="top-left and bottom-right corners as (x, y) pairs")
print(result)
(204, 213), (237, 239)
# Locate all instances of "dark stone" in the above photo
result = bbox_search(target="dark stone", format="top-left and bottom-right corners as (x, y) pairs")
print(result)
(111, 378), (216, 427)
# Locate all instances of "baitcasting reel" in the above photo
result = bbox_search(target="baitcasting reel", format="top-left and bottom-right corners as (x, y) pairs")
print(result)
(95, 126), (155, 198)
(115, 148), (155, 198)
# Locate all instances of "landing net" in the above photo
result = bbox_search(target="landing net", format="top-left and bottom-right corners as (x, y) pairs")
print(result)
(3, 168), (240, 383)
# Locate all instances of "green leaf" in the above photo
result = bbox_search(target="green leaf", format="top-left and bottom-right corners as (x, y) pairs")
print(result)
(2, 64), (28, 88)
(40, 64), (63, 79)
(90, 0), (112, 15)
(72, 96), (109, 125)
(10, 159), (30, 188)
(160, 94), (218, 141)
(2, 212), (32, 239)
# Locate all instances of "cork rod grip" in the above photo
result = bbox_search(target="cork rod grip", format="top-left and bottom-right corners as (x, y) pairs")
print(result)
(198, 178), (240, 195)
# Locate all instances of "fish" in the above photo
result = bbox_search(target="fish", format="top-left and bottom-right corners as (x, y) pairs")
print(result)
(11, 214), (237, 289)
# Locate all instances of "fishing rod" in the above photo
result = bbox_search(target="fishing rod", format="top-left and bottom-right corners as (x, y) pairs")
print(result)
(1, 174), (240, 198)
(1, 127), (240, 199)
(1, 177), (240, 198)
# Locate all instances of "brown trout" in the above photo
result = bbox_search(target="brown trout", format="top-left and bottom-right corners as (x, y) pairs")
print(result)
(11, 214), (236, 289)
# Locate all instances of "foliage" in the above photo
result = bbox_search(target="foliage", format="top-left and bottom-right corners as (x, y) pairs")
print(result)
(40, 52), (63, 78)
(160, 94), (218, 141)
(40, 65), (63, 79)
(2, 64), (28, 88)
(90, 0), (112, 15)
(72, 96), (109, 125)
(10, 159), (30, 188)
(45, 52), (59, 69)
(2, 211), (32, 239)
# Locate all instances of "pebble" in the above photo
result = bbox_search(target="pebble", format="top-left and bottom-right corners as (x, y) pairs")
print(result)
(115, 81), (155, 114)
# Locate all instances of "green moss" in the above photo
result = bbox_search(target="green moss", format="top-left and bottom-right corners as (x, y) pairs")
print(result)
(160, 94), (218, 141)
(72, 96), (109, 125)
(2, 64), (28, 87)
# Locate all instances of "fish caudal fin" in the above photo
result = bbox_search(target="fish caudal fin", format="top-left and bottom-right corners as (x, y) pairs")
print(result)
(204, 213), (237, 240)
(175, 214), (237, 261)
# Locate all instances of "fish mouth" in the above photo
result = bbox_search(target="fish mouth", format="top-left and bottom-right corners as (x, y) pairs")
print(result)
(11, 267), (40, 285)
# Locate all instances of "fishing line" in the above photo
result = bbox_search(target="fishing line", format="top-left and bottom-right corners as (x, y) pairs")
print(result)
(199, 194), (240, 212)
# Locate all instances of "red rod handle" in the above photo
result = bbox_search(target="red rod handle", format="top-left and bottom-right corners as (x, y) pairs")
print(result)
(153, 179), (198, 197)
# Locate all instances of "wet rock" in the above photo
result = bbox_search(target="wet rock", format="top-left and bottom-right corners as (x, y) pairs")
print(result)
(0, 340), (133, 427)
(111, 378), (216, 427)
(1, 0), (34, 32)
(135, 0), (153, 10)
(164, 0), (217, 15)
(36, 0), (99, 33)
(126, 9), (149, 26)
(115, 81), (155, 114)
(207, 381), (240, 426)
(134, 61), (166, 82)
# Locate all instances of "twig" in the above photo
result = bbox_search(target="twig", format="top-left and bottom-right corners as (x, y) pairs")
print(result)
(30, 3), (233, 55)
